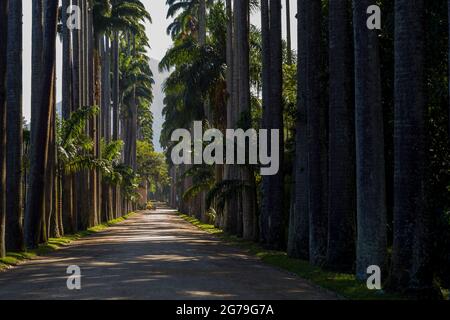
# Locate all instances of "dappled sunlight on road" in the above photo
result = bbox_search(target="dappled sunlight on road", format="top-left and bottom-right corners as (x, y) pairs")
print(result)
(0, 206), (338, 300)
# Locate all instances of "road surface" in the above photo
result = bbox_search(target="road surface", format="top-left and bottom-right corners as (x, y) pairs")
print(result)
(0, 206), (338, 300)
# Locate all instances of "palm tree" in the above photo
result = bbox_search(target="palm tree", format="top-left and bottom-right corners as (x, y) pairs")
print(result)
(107, 0), (151, 217)
(285, 0), (292, 65)
(269, 0), (284, 248)
(46, 81), (59, 239)
(166, 0), (212, 40)
(0, 0), (7, 258)
(87, 2), (99, 227)
(325, 0), (355, 272)
(5, 0), (24, 252)
(101, 36), (113, 221)
(305, 0), (327, 266)
(111, 0), (120, 218)
(222, 0), (233, 231)
(76, 0), (89, 230)
(61, 0), (74, 233)
(224, 0), (242, 235)
(389, 0), (438, 297)
(30, 0), (43, 148)
(71, 0), (81, 230)
(223, 0), (238, 235)
(288, 0), (309, 260)
(353, 0), (387, 280)
(261, 0), (284, 249)
(260, 0), (271, 245)
(236, 0), (257, 241)
(25, 0), (59, 249)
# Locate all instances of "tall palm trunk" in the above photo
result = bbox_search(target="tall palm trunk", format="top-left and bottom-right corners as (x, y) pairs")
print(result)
(197, 0), (208, 222)
(112, 31), (120, 218)
(71, 0), (81, 231)
(5, 0), (24, 251)
(87, 5), (98, 227)
(236, 0), (256, 241)
(61, 0), (74, 234)
(76, 0), (86, 229)
(94, 34), (103, 224)
(305, 0), (327, 266)
(225, 0), (233, 142)
(0, 0), (7, 258)
(353, 0), (387, 279)
(24, 0), (37, 238)
(261, 0), (284, 249)
(288, 0), (309, 259)
(269, 0), (284, 248)
(223, 0), (238, 234)
(325, 0), (356, 272)
(101, 37), (113, 221)
(124, 36), (138, 175)
(224, 0), (241, 235)
(30, 0), (43, 149)
(390, 0), (437, 297)
(260, 0), (271, 244)
(25, 0), (59, 249)
(46, 81), (58, 239)
(285, 0), (292, 65)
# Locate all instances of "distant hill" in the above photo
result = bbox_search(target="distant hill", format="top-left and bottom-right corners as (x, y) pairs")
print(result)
(149, 58), (169, 152)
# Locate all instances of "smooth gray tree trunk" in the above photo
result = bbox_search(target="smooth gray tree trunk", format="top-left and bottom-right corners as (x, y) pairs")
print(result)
(390, 0), (438, 298)
(5, 0), (24, 251)
(353, 0), (387, 280)
(61, 0), (74, 234)
(260, 0), (271, 245)
(305, 0), (327, 266)
(325, 0), (356, 272)
(224, 0), (240, 235)
(285, 0), (292, 65)
(288, 0), (309, 260)
(25, 0), (58, 248)
(236, 0), (256, 241)
(260, 0), (284, 249)
(71, 0), (81, 232)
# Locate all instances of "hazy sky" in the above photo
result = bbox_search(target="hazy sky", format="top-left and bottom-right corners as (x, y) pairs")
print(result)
(22, 1), (298, 123)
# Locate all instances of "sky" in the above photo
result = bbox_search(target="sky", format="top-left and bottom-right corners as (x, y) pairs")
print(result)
(22, 0), (298, 149)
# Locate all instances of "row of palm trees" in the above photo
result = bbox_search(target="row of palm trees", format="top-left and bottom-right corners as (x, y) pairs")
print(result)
(0, 0), (154, 256)
(163, 0), (449, 297)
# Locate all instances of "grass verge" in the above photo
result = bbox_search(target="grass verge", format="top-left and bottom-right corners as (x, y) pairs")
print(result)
(0, 212), (135, 271)
(178, 213), (403, 300)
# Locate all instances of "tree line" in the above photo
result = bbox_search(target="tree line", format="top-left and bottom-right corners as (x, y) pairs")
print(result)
(0, 1), (162, 258)
(162, 0), (450, 298)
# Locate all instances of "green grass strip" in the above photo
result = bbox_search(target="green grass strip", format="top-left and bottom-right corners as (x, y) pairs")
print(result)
(0, 212), (135, 271)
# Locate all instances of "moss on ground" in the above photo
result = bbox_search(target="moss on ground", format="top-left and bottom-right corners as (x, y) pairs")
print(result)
(178, 213), (405, 300)
(0, 212), (135, 271)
